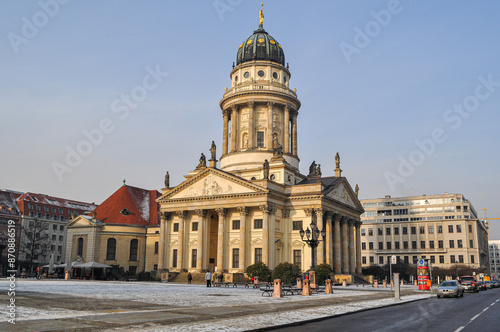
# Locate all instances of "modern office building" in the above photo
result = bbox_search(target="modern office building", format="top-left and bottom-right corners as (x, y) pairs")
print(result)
(360, 193), (489, 272)
(489, 240), (500, 279)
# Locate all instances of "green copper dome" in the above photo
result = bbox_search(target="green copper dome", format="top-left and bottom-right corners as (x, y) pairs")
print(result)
(236, 26), (285, 66)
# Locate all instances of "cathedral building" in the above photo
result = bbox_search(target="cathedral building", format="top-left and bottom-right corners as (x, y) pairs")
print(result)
(155, 9), (364, 280)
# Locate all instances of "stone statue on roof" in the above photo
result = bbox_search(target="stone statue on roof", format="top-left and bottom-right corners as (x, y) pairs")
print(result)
(164, 171), (170, 188)
(335, 152), (340, 169)
(198, 153), (207, 168)
(259, 2), (264, 26)
(308, 161), (316, 177)
(355, 184), (359, 197)
(263, 159), (270, 179)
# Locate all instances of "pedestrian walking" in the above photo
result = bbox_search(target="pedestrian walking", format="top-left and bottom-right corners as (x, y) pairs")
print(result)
(187, 272), (193, 284)
(205, 270), (212, 287)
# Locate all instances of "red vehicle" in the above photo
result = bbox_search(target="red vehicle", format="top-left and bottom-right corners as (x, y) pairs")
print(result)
(459, 276), (479, 293)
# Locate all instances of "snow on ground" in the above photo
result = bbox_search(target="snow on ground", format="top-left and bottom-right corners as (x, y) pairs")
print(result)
(0, 279), (429, 327)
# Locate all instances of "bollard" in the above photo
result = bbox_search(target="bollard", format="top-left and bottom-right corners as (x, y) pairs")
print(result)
(401, 279), (404, 286)
(296, 277), (303, 289)
(414, 280), (418, 287)
(325, 279), (333, 294)
(383, 280), (387, 288)
(390, 280), (394, 288)
(64, 270), (70, 280)
(254, 276), (259, 288)
(342, 279), (347, 287)
(309, 271), (317, 289)
(374, 280), (379, 288)
(273, 279), (283, 298)
(302, 279), (311, 296)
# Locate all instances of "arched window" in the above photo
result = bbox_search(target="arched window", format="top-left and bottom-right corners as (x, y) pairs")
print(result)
(106, 238), (116, 260)
(77, 237), (84, 257)
(129, 239), (138, 261)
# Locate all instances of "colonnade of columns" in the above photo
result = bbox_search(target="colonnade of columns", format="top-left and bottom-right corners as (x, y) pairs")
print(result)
(221, 103), (298, 155)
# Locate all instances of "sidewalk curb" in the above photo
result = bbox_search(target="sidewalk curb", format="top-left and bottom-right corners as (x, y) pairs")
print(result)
(248, 296), (430, 331)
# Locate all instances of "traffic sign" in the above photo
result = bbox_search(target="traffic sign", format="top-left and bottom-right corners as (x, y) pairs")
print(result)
(391, 255), (397, 264)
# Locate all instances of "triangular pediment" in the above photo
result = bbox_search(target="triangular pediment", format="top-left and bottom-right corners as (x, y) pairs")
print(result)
(67, 215), (103, 228)
(159, 168), (267, 201)
(324, 180), (363, 211)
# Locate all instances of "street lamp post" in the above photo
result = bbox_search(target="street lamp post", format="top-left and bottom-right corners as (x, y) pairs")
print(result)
(299, 220), (326, 271)
(0, 232), (8, 276)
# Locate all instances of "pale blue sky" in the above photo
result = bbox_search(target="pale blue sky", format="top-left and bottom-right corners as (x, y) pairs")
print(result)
(2, 1), (500, 238)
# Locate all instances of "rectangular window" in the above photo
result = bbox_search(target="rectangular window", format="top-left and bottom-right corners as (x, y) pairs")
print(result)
(172, 249), (177, 268)
(369, 256), (374, 264)
(361, 228), (366, 236)
(44, 206), (49, 212)
(457, 240), (463, 248)
(192, 222), (198, 232)
(420, 241), (426, 249)
(232, 220), (240, 230)
(191, 249), (197, 268)
(428, 226), (434, 234)
(368, 228), (373, 236)
(257, 131), (265, 147)
(429, 240), (434, 249)
(59, 236), (63, 242)
(394, 227), (399, 235)
(369, 242), (374, 250)
(379, 256), (384, 264)
(387, 242), (392, 250)
(173, 223), (179, 232)
(450, 255), (456, 263)
(437, 225), (443, 233)
(395, 242), (400, 249)
(412, 241), (417, 249)
(362, 256), (367, 264)
(254, 219), (263, 229)
(232, 248), (239, 268)
(449, 240), (454, 248)
(458, 255), (464, 263)
(154, 242), (159, 254)
(411, 227), (416, 235)
(404, 256), (409, 264)
(419, 226), (425, 234)
(292, 220), (302, 231)
(470, 240), (473, 248)
(28, 203), (34, 209)
(448, 225), (453, 233)
(430, 255), (435, 264)
(362, 242), (366, 250)
(386, 228), (391, 235)
(379, 242), (384, 250)
(255, 248), (262, 263)
(468, 224), (473, 233)
(293, 250), (301, 266)
(52, 235), (56, 241)
(438, 240), (443, 249)
(456, 225), (462, 233)
(403, 241), (408, 249)
(378, 228), (383, 236)
(471, 255), (475, 263)
(412, 256), (418, 264)
(53, 225), (57, 231)
(402, 227), (408, 235)
(439, 255), (445, 263)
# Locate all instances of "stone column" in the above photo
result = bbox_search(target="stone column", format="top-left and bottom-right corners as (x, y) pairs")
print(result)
(216, 208), (227, 273)
(222, 110), (229, 155)
(349, 219), (356, 274)
(325, 211), (333, 267)
(259, 204), (276, 266)
(247, 101), (254, 149)
(304, 208), (314, 269)
(267, 102), (274, 150)
(284, 105), (290, 154)
(282, 209), (290, 262)
(158, 212), (170, 271)
(196, 209), (207, 272)
(355, 220), (363, 274)
(292, 112), (298, 156)
(333, 214), (342, 273)
(230, 106), (238, 152)
(341, 217), (349, 274)
(315, 208), (325, 265)
(237, 206), (249, 271)
(176, 211), (188, 271)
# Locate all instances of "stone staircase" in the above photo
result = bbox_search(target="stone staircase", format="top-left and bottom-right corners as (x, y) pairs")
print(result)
(168, 272), (206, 284)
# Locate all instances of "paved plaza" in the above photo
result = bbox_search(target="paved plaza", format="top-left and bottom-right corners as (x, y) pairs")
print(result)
(0, 279), (429, 331)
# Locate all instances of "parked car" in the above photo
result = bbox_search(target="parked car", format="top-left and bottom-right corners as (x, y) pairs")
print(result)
(484, 280), (493, 289)
(492, 279), (499, 288)
(459, 276), (479, 293)
(437, 280), (464, 298)
(477, 281), (487, 291)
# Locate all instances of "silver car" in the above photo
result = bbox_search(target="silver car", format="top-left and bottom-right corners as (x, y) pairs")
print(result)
(437, 280), (464, 298)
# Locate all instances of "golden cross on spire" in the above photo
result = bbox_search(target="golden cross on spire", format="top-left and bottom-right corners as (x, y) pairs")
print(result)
(259, 2), (264, 26)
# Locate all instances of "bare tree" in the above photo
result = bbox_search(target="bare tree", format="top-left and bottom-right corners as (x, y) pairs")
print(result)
(19, 218), (50, 273)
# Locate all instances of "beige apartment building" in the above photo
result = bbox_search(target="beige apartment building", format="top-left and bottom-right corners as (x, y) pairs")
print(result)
(360, 193), (489, 272)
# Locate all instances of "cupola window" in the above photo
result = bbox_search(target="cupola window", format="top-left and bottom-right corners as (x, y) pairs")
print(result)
(258, 70), (265, 77)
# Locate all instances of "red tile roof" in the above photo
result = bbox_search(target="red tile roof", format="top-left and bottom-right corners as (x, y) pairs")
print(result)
(91, 185), (159, 227)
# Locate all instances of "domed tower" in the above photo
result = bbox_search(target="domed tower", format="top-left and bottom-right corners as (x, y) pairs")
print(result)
(219, 5), (301, 181)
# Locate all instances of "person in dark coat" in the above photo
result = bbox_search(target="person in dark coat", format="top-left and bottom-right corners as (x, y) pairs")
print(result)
(187, 272), (193, 284)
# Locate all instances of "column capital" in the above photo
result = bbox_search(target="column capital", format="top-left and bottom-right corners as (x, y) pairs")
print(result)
(340, 216), (349, 225)
(304, 208), (314, 217)
(222, 109), (230, 117)
(324, 211), (333, 220)
(175, 210), (188, 219)
(160, 212), (171, 221)
(348, 218), (355, 227)
(215, 208), (228, 217)
(237, 206), (249, 216)
(313, 208), (324, 217)
(259, 204), (276, 215)
(247, 101), (254, 108)
(195, 209), (208, 218)
(231, 105), (239, 113)
(267, 101), (275, 109)
(282, 209), (290, 218)
(283, 104), (290, 112)
(355, 220), (363, 228)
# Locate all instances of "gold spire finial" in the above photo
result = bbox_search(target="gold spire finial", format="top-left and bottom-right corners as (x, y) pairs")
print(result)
(259, 2), (264, 26)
